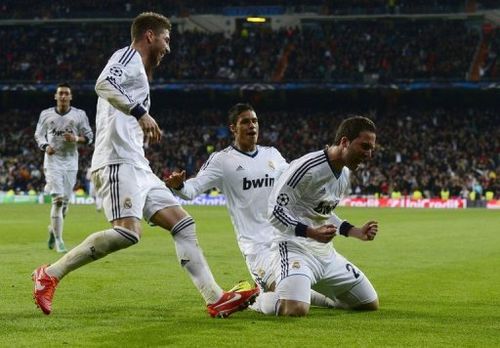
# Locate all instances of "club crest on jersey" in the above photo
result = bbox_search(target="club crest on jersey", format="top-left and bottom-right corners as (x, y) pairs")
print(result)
(291, 261), (300, 269)
(124, 197), (132, 209)
(242, 174), (274, 190)
(268, 161), (275, 170)
(313, 200), (339, 215)
(276, 193), (290, 206)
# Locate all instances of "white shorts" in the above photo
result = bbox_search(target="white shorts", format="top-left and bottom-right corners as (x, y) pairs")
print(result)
(273, 241), (377, 306)
(92, 163), (179, 222)
(44, 169), (77, 199)
(244, 244), (280, 291)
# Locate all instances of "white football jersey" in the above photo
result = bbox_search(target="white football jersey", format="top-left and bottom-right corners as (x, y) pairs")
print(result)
(175, 145), (288, 255)
(91, 46), (151, 171)
(34, 106), (93, 171)
(268, 149), (350, 256)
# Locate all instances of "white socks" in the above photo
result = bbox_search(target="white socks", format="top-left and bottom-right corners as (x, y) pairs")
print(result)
(251, 290), (336, 315)
(311, 290), (336, 308)
(171, 216), (223, 304)
(62, 199), (69, 218)
(251, 291), (279, 315)
(50, 200), (63, 242)
(46, 227), (139, 280)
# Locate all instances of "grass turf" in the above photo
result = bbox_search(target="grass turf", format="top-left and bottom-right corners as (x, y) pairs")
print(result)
(0, 204), (499, 347)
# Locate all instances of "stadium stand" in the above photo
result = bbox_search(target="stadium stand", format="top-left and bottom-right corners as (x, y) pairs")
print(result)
(1, 106), (498, 200)
(0, 4), (498, 201)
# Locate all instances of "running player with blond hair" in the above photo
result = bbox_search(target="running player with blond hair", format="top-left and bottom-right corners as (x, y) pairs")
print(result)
(32, 12), (258, 318)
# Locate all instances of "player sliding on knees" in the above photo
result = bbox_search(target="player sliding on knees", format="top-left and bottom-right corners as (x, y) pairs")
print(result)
(166, 103), (337, 313)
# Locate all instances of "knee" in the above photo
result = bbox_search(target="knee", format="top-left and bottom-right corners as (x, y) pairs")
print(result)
(353, 298), (379, 311)
(278, 300), (310, 317)
(52, 196), (64, 207)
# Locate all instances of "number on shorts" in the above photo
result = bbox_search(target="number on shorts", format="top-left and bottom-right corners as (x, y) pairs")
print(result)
(346, 263), (360, 279)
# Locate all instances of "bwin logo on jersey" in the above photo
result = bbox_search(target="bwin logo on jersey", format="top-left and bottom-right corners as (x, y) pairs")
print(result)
(313, 200), (339, 215)
(242, 174), (274, 190)
(50, 129), (69, 137)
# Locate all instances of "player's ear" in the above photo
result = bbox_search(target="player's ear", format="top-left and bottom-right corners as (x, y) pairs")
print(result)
(340, 136), (350, 148)
(229, 124), (236, 134)
(145, 29), (154, 43)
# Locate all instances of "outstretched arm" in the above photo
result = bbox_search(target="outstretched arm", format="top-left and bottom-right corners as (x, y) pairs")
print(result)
(165, 170), (186, 190)
(345, 221), (378, 241)
(166, 152), (223, 200)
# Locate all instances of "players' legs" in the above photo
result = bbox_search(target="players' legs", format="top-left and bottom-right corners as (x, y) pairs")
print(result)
(50, 195), (64, 245)
(46, 164), (143, 280)
(273, 241), (316, 317)
(145, 178), (259, 317)
(61, 170), (77, 220)
(335, 277), (379, 311)
(149, 204), (223, 304)
(62, 199), (69, 218)
(314, 253), (379, 311)
(246, 247), (334, 314)
(45, 169), (67, 252)
(47, 220), (140, 280)
(276, 275), (311, 316)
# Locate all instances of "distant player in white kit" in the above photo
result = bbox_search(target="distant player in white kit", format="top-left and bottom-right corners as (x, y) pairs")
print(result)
(166, 103), (335, 310)
(34, 82), (93, 253)
(32, 12), (258, 317)
(268, 115), (379, 316)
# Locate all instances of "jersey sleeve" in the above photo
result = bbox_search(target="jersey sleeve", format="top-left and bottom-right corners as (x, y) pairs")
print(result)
(273, 147), (289, 179)
(175, 152), (223, 200)
(94, 50), (147, 119)
(34, 113), (48, 151)
(327, 213), (344, 228)
(269, 171), (312, 237)
(78, 111), (94, 145)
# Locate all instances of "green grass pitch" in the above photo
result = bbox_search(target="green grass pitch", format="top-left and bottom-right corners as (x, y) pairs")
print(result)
(1, 204), (499, 347)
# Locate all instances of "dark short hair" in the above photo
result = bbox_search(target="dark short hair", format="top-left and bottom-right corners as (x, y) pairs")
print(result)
(228, 103), (254, 125)
(131, 12), (171, 41)
(57, 82), (71, 90)
(334, 116), (376, 145)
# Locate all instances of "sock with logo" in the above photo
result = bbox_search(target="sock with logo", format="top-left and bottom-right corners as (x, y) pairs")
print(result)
(50, 198), (64, 241)
(171, 216), (223, 304)
(46, 227), (139, 280)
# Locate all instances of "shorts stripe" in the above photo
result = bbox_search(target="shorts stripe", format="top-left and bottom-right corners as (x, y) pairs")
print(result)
(279, 242), (289, 280)
(109, 164), (120, 220)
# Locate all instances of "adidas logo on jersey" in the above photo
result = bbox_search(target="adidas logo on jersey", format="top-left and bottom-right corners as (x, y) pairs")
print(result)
(236, 165), (245, 171)
(243, 175), (275, 190)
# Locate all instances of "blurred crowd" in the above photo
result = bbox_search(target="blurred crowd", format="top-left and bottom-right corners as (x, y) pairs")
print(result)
(1, 20), (482, 83)
(1, 0), (498, 19)
(1, 107), (498, 201)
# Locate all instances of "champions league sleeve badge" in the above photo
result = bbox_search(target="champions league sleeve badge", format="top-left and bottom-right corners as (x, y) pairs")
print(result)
(276, 193), (290, 206)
